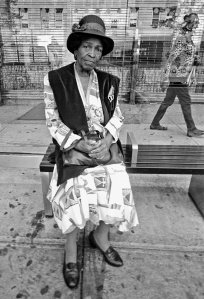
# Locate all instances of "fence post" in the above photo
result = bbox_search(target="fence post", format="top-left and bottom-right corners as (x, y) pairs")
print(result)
(0, 26), (2, 105)
(130, 28), (140, 104)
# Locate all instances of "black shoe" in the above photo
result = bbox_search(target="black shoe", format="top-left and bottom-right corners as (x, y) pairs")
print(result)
(194, 128), (204, 133)
(63, 253), (79, 289)
(150, 124), (168, 130)
(88, 231), (123, 267)
(187, 129), (204, 137)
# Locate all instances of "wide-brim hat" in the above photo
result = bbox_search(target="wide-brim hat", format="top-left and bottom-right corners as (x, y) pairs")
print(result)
(67, 15), (114, 56)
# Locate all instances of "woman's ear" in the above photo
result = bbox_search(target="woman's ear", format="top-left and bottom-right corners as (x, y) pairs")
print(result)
(74, 50), (77, 60)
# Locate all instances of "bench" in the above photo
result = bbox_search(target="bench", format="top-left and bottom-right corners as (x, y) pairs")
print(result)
(39, 132), (204, 218)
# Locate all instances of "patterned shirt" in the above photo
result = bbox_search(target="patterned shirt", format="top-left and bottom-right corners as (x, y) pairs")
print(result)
(162, 30), (197, 83)
(44, 66), (124, 150)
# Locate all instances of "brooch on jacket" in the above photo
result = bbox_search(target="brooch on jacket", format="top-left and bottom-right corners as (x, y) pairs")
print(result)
(108, 86), (114, 103)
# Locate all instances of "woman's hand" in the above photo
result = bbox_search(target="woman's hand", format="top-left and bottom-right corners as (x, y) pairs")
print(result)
(74, 138), (95, 154)
(88, 132), (113, 162)
(88, 138), (110, 161)
(74, 131), (113, 163)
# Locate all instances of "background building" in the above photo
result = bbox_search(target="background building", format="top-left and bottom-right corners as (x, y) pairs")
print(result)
(0, 0), (204, 103)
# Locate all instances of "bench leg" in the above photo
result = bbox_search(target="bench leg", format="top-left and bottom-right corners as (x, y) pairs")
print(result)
(188, 175), (204, 218)
(40, 172), (53, 217)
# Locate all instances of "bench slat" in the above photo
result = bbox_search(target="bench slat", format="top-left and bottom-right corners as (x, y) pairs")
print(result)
(137, 157), (204, 162)
(126, 162), (204, 173)
(135, 161), (204, 169)
(40, 162), (204, 173)
(138, 145), (204, 150)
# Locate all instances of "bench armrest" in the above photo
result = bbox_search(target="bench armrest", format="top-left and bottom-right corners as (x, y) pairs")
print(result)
(126, 132), (138, 164)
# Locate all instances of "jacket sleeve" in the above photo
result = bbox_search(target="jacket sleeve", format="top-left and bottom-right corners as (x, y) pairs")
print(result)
(44, 74), (81, 149)
(104, 75), (124, 142)
(105, 99), (124, 142)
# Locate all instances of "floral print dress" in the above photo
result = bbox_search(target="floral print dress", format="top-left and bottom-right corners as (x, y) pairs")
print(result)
(44, 65), (138, 234)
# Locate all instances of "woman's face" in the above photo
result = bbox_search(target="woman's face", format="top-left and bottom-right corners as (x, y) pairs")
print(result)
(75, 38), (103, 72)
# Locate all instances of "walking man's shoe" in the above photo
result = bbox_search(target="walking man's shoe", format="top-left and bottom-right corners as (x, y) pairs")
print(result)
(150, 124), (168, 130)
(187, 128), (204, 137)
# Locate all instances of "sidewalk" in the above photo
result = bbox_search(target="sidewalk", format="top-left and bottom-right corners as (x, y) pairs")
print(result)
(0, 102), (204, 299)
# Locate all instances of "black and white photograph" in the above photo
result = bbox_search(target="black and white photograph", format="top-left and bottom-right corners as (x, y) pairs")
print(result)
(0, 0), (204, 298)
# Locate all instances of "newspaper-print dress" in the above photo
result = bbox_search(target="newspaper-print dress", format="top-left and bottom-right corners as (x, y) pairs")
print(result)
(44, 66), (138, 234)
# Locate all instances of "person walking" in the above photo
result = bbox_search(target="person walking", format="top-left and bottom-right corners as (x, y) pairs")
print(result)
(150, 13), (204, 137)
(43, 15), (138, 289)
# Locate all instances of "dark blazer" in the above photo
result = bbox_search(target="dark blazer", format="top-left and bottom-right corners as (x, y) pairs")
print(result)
(48, 62), (121, 186)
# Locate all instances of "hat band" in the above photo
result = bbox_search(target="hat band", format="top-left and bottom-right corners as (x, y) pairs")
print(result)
(79, 22), (105, 35)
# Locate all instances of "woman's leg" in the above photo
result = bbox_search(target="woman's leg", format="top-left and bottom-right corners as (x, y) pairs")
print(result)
(64, 227), (79, 264)
(89, 220), (123, 267)
(63, 227), (80, 289)
(93, 221), (110, 251)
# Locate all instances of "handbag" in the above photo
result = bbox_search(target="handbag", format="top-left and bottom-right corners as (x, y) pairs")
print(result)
(61, 130), (123, 167)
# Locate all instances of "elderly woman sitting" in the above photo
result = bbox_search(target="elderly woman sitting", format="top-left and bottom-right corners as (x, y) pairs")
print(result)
(44, 14), (138, 289)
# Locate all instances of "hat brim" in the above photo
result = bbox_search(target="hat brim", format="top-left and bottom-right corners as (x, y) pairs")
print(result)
(67, 31), (114, 56)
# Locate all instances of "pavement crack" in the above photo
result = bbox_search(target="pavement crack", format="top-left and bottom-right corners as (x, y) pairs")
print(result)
(8, 254), (13, 271)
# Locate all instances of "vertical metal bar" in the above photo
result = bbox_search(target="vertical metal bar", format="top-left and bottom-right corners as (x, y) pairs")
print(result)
(121, 0), (129, 94)
(188, 174), (204, 218)
(126, 131), (138, 164)
(40, 172), (53, 217)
